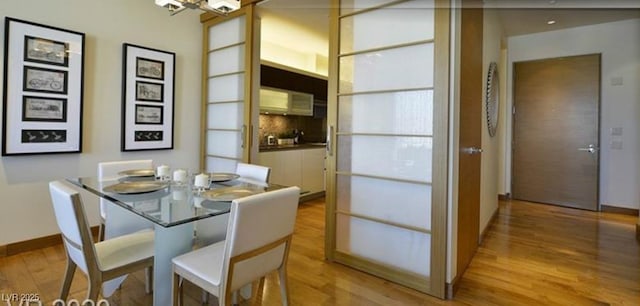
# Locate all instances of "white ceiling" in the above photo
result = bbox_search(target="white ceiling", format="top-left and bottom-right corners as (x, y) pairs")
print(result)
(256, 0), (640, 54)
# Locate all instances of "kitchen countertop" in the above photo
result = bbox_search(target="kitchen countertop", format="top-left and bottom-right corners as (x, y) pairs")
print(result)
(259, 143), (326, 152)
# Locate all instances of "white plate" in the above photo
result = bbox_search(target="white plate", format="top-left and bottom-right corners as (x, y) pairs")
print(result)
(103, 181), (169, 194)
(209, 172), (240, 182)
(202, 187), (263, 201)
(117, 169), (156, 177)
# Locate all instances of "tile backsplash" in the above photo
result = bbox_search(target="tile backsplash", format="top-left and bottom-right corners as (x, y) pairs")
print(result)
(259, 114), (326, 145)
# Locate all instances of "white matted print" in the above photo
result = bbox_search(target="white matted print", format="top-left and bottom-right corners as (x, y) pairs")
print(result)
(122, 43), (174, 151)
(2, 17), (84, 155)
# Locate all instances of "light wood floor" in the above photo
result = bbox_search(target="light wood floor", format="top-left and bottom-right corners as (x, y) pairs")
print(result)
(1, 198), (638, 305)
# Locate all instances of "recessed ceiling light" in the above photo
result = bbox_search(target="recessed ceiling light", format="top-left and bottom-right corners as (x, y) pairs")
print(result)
(547, 20), (556, 25)
(549, 0), (557, 4)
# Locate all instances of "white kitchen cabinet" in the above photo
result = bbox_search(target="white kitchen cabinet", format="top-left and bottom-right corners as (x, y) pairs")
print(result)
(259, 87), (313, 116)
(258, 148), (325, 195)
(301, 148), (325, 194)
(259, 88), (289, 113)
(288, 92), (314, 116)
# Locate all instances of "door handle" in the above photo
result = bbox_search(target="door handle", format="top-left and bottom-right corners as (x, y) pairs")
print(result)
(461, 147), (483, 155)
(578, 144), (598, 154)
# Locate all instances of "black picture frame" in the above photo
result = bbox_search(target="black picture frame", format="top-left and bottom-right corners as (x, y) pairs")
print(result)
(22, 65), (68, 95)
(122, 43), (174, 151)
(135, 80), (163, 102)
(22, 96), (67, 122)
(23, 35), (69, 67)
(136, 57), (164, 80)
(135, 104), (163, 125)
(2, 17), (84, 155)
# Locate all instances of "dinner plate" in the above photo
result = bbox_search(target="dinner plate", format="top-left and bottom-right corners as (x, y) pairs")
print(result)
(103, 181), (169, 194)
(117, 169), (156, 177)
(209, 172), (240, 182)
(201, 186), (263, 201)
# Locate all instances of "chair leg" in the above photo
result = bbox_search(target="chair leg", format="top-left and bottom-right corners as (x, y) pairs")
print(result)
(86, 278), (100, 304)
(98, 222), (105, 242)
(278, 266), (290, 306)
(145, 266), (153, 294)
(172, 273), (180, 306)
(253, 277), (266, 305)
(59, 260), (76, 301)
(201, 289), (209, 304)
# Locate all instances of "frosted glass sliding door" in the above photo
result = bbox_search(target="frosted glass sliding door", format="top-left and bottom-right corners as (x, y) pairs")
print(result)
(202, 9), (254, 173)
(327, 0), (448, 297)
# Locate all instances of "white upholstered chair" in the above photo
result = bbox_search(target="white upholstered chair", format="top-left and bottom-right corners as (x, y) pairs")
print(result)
(172, 186), (300, 306)
(49, 181), (154, 302)
(236, 162), (271, 184)
(97, 159), (154, 241)
(197, 162), (272, 246)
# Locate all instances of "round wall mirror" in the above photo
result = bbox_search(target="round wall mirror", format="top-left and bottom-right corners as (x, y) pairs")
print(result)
(485, 62), (499, 137)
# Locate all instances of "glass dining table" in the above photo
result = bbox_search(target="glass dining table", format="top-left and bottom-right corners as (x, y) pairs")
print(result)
(67, 175), (283, 306)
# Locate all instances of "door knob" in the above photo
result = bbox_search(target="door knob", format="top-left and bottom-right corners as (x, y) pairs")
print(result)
(578, 144), (598, 154)
(462, 147), (483, 155)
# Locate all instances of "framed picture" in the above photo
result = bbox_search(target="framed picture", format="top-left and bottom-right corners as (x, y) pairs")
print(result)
(2, 17), (84, 155)
(23, 35), (69, 66)
(136, 57), (164, 80)
(22, 96), (67, 122)
(122, 43), (174, 151)
(135, 104), (163, 125)
(135, 81), (163, 102)
(23, 66), (68, 94)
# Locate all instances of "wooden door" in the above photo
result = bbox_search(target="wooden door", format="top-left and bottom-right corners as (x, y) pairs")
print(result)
(456, 2), (483, 281)
(513, 54), (600, 210)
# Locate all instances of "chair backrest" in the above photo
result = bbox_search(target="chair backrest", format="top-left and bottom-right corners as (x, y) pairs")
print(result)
(235, 162), (271, 183)
(97, 160), (153, 220)
(49, 181), (97, 275)
(221, 186), (300, 296)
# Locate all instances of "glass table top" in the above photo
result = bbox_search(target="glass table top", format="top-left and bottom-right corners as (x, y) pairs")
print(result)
(67, 176), (284, 228)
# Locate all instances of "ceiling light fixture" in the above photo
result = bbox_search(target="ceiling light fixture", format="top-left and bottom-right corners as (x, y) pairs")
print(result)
(155, 0), (240, 16)
(547, 20), (556, 25)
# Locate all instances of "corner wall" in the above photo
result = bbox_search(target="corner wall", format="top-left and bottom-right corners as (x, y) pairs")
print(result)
(0, 0), (203, 245)
(479, 9), (502, 235)
(505, 18), (640, 210)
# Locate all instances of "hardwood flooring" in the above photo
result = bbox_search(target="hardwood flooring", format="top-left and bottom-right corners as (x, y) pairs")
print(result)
(1, 198), (638, 305)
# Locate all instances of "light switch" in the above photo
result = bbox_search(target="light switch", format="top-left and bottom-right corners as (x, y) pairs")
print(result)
(610, 127), (623, 136)
(611, 140), (623, 150)
(610, 77), (623, 86)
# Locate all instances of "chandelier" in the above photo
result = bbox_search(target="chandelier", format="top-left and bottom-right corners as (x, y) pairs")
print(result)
(155, 0), (241, 16)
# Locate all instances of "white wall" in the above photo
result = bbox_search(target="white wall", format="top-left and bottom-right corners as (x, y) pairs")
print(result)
(0, 0), (203, 245)
(506, 18), (640, 210)
(479, 9), (502, 235)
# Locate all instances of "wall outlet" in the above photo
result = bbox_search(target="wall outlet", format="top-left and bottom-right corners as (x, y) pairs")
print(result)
(610, 76), (623, 86)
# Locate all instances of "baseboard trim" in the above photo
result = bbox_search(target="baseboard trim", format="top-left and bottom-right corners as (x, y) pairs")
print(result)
(0, 226), (99, 257)
(445, 275), (460, 300)
(498, 193), (511, 201)
(601, 204), (639, 216)
(480, 207), (500, 244)
(300, 191), (325, 202)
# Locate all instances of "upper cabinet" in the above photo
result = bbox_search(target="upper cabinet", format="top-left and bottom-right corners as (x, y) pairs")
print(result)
(259, 64), (327, 116)
(259, 87), (313, 116)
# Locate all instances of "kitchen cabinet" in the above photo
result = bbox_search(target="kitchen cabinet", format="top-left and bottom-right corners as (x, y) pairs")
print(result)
(301, 148), (325, 193)
(258, 147), (325, 195)
(259, 87), (313, 116)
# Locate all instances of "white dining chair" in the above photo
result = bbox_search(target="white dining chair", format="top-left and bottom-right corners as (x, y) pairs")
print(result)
(49, 181), (154, 302)
(172, 186), (300, 306)
(197, 162), (272, 246)
(97, 159), (154, 241)
(236, 162), (271, 184)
